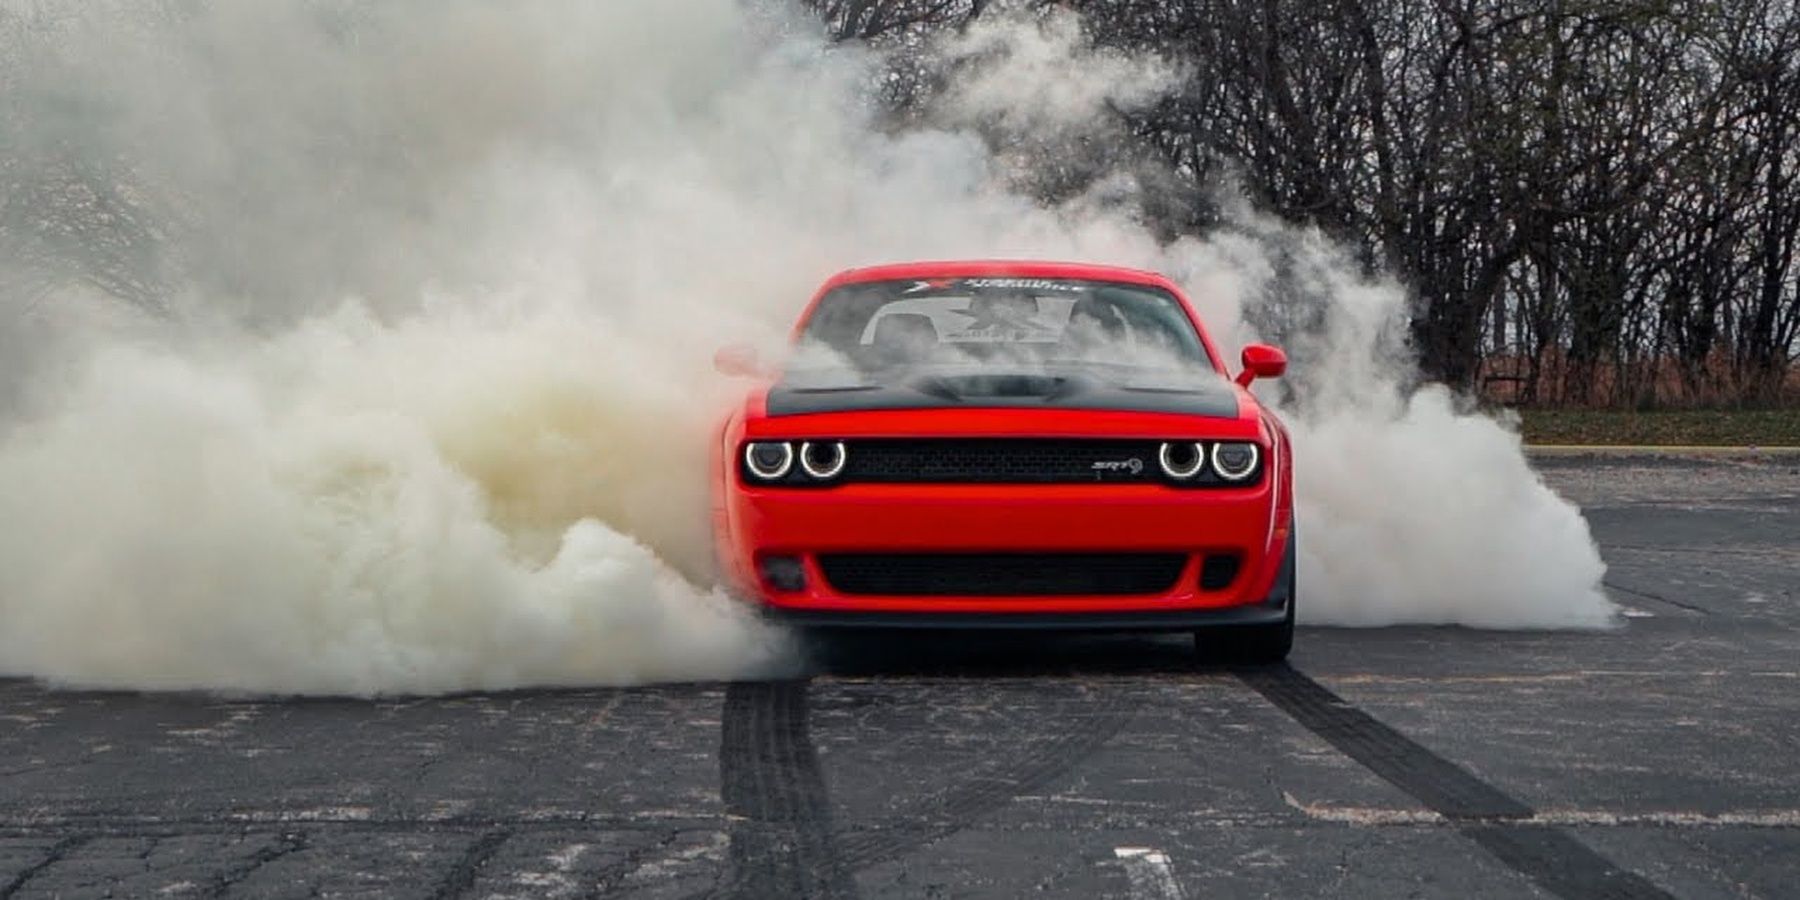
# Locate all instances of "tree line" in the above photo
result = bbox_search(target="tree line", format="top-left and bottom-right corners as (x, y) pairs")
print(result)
(807, 0), (1800, 407)
(4, 2), (1795, 407)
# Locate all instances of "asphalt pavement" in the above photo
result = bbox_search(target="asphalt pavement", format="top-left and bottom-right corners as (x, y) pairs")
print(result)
(1, 453), (1796, 898)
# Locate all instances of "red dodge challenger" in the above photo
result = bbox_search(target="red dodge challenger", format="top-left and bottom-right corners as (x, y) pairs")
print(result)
(710, 261), (1295, 661)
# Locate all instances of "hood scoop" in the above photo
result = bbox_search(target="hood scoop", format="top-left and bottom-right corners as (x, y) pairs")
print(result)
(914, 373), (1071, 402)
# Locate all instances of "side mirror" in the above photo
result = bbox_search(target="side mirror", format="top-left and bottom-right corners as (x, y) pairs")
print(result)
(1235, 343), (1287, 387)
(713, 343), (764, 378)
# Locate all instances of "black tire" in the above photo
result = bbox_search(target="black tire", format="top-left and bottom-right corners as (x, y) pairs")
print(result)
(1193, 606), (1293, 664)
(1195, 531), (1296, 665)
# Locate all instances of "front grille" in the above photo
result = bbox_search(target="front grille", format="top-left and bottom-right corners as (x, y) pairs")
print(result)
(843, 439), (1163, 484)
(817, 552), (1187, 596)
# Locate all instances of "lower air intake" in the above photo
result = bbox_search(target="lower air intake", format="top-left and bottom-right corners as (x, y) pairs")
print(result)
(1200, 553), (1241, 590)
(817, 552), (1186, 597)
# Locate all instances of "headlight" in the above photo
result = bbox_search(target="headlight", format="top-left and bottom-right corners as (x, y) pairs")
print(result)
(744, 441), (794, 480)
(1158, 441), (1205, 480)
(1210, 442), (1260, 481)
(799, 441), (847, 480)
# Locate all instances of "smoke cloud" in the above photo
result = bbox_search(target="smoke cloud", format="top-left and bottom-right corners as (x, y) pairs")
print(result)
(0, 2), (1614, 694)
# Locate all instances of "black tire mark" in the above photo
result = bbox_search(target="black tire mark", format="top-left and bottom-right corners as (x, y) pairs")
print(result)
(1241, 664), (1674, 900)
(588, 829), (685, 899)
(430, 828), (509, 900)
(207, 831), (306, 898)
(716, 680), (857, 900)
(1241, 665), (1529, 821)
(0, 835), (88, 899)
(1465, 824), (1677, 900)
(1603, 579), (1711, 615)
(836, 688), (1140, 870)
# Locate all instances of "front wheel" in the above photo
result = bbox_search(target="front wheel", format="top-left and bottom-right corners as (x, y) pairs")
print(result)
(1195, 532), (1296, 665)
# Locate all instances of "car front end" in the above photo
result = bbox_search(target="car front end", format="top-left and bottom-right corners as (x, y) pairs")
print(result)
(713, 404), (1293, 630)
(709, 262), (1295, 653)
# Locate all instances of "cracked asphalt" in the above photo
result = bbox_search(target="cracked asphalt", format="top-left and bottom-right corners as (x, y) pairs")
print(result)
(2, 453), (1796, 898)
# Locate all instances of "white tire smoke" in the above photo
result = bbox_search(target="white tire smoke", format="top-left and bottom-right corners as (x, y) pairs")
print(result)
(0, 2), (1614, 693)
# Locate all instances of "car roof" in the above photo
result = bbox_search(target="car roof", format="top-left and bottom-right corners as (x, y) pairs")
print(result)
(822, 260), (1176, 291)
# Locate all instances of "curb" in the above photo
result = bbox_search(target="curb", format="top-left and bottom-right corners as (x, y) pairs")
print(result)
(1526, 445), (1800, 457)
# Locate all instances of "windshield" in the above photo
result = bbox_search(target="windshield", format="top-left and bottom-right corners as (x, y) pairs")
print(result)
(795, 277), (1209, 372)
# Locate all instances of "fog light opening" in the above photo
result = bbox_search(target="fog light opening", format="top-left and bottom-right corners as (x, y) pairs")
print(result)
(1199, 553), (1242, 590)
(758, 555), (808, 593)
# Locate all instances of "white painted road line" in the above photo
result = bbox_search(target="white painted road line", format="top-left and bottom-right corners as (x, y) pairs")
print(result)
(1114, 847), (1186, 900)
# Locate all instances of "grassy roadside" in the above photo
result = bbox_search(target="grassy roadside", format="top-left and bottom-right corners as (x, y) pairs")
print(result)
(1516, 408), (1800, 447)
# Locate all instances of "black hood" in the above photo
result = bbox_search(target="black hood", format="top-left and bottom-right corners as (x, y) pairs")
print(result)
(763, 363), (1240, 418)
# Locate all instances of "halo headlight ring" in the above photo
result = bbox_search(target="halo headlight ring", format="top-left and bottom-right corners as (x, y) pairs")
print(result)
(743, 441), (794, 481)
(799, 441), (848, 480)
(1210, 442), (1261, 482)
(1158, 441), (1206, 480)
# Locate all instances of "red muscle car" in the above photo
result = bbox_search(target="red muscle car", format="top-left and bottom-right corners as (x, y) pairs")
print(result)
(711, 261), (1295, 661)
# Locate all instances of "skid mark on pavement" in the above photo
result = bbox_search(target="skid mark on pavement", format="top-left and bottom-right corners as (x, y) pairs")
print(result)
(1241, 665), (1674, 900)
(0, 836), (89, 899)
(835, 685), (1141, 870)
(717, 680), (858, 900)
(717, 677), (1143, 894)
(1287, 799), (1800, 829)
(1604, 580), (1710, 616)
(431, 828), (509, 900)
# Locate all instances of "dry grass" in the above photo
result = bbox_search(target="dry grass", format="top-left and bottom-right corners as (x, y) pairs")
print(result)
(1517, 408), (1800, 446)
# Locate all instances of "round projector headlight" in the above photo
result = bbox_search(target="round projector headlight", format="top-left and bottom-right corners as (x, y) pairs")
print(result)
(1158, 441), (1205, 480)
(799, 441), (847, 480)
(744, 441), (794, 480)
(1211, 442), (1260, 481)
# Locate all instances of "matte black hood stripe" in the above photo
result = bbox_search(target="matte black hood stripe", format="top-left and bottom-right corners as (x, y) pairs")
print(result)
(764, 370), (1240, 418)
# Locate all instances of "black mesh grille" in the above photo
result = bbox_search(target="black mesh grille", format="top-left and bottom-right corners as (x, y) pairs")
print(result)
(842, 439), (1163, 484)
(817, 552), (1187, 596)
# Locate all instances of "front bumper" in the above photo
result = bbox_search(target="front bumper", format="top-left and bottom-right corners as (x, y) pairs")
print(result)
(763, 603), (1289, 631)
(716, 480), (1291, 618)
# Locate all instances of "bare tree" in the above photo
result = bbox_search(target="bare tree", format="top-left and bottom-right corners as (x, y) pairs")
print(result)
(816, 0), (1800, 406)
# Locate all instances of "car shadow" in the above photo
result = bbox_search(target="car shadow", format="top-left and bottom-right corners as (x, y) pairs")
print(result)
(796, 628), (1254, 678)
